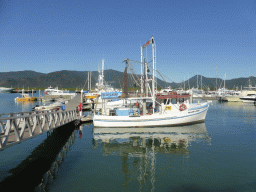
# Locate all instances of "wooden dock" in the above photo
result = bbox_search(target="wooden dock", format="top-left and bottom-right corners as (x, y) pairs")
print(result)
(37, 95), (74, 101)
(66, 94), (83, 111)
(64, 93), (93, 123)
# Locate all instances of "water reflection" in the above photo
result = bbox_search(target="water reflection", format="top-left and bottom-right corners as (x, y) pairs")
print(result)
(0, 123), (77, 191)
(93, 123), (211, 192)
(93, 124), (210, 152)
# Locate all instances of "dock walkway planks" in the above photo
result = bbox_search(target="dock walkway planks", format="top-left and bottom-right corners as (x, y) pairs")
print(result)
(66, 94), (83, 111)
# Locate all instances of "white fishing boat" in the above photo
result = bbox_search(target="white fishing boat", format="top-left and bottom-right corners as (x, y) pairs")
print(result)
(93, 37), (210, 128)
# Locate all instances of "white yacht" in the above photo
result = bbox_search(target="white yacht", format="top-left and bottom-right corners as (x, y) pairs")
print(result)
(239, 91), (256, 103)
(44, 86), (76, 96)
(239, 81), (256, 103)
(0, 87), (14, 93)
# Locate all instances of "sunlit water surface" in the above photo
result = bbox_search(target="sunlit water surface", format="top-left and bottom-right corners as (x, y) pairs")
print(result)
(0, 94), (256, 191)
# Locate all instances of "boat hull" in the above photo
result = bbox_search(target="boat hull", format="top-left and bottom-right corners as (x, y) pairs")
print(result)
(225, 96), (242, 102)
(0, 87), (14, 93)
(93, 103), (209, 128)
(15, 97), (37, 102)
(239, 98), (256, 103)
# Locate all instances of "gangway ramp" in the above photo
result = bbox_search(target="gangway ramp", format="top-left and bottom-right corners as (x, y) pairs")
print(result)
(66, 93), (83, 111)
(0, 110), (77, 151)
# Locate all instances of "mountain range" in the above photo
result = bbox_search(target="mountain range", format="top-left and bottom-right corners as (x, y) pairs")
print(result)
(0, 70), (255, 90)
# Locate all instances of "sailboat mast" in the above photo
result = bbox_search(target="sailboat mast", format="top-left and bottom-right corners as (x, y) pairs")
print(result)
(216, 65), (218, 91)
(201, 75), (202, 90)
(90, 71), (91, 90)
(184, 77), (185, 90)
(88, 71), (90, 90)
(197, 72), (198, 89)
(224, 73), (226, 95)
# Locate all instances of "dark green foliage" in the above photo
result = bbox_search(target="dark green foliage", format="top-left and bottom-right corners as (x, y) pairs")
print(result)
(0, 70), (255, 90)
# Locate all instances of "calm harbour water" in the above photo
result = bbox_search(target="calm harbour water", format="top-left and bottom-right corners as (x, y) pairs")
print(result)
(0, 93), (256, 191)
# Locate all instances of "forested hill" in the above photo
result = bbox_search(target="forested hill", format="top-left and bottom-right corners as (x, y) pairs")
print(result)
(0, 70), (255, 90)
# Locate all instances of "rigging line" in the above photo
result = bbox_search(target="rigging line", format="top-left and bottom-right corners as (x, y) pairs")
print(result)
(127, 64), (141, 88)
(127, 61), (142, 88)
(155, 70), (180, 87)
(146, 65), (180, 87)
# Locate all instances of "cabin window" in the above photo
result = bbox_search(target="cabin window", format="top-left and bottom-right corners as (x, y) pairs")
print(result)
(179, 98), (184, 103)
(171, 98), (177, 104)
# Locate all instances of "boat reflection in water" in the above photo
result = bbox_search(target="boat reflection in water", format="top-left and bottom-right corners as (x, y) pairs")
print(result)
(93, 123), (210, 152)
(93, 123), (211, 191)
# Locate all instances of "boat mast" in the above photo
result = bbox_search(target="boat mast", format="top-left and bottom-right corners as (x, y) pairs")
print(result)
(201, 75), (202, 90)
(184, 77), (185, 90)
(101, 59), (104, 88)
(197, 72), (198, 89)
(141, 46), (144, 94)
(145, 59), (148, 97)
(216, 65), (218, 91)
(141, 36), (156, 111)
(152, 36), (156, 110)
(98, 59), (104, 90)
(224, 73), (226, 95)
(88, 71), (90, 91)
(90, 71), (91, 90)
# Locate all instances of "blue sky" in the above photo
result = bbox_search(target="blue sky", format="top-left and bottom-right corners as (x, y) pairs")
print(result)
(0, 0), (256, 83)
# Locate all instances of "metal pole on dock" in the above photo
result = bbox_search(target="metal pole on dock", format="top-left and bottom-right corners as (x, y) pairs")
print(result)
(81, 89), (83, 104)
(190, 92), (193, 104)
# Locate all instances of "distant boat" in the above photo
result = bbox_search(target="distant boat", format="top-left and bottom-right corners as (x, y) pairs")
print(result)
(239, 91), (256, 103)
(0, 87), (14, 93)
(15, 90), (37, 102)
(44, 86), (76, 96)
(85, 59), (122, 108)
(238, 80), (256, 103)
